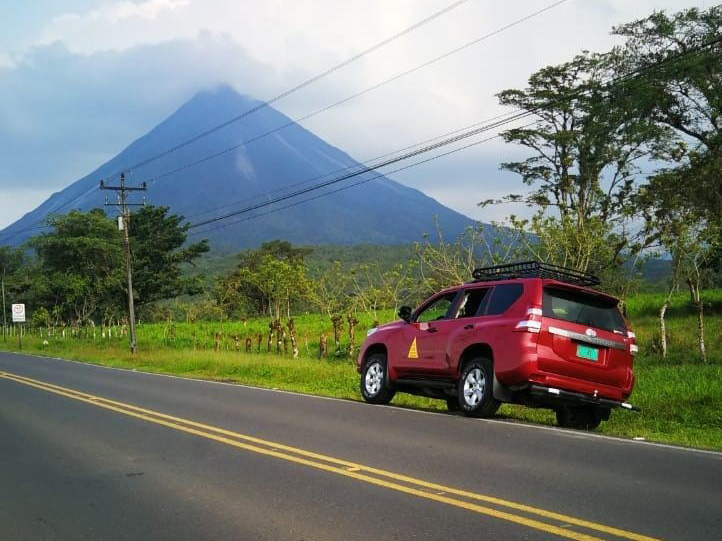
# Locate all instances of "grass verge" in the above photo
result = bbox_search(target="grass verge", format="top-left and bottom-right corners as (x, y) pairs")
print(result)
(2, 338), (720, 452)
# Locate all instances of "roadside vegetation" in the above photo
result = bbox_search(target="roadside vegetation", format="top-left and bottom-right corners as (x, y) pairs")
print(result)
(0, 7), (720, 450)
(2, 289), (720, 451)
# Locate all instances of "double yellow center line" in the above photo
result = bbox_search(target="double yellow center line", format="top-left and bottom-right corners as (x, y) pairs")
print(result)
(0, 371), (659, 541)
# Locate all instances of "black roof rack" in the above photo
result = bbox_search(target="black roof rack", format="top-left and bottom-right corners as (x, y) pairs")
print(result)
(471, 261), (601, 287)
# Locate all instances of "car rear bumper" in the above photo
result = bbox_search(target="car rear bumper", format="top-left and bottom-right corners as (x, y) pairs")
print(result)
(527, 384), (640, 411)
(515, 360), (634, 400)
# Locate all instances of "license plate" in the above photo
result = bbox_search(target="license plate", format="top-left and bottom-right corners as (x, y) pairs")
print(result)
(577, 344), (599, 361)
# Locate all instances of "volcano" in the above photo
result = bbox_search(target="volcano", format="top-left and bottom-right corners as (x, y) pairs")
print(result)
(1, 85), (475, 251)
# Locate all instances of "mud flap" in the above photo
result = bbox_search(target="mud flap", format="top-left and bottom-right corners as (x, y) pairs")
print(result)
(493, 373), (512, 402)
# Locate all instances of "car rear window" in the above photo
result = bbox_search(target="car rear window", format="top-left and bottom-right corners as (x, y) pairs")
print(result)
(542, 287), (625, 333)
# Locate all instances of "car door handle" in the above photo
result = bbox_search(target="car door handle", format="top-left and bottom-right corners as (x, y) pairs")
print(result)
(426, 327), (438, 333)
(464, 324), (474, 330)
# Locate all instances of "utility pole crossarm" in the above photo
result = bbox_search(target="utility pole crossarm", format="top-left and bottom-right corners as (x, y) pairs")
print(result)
(100, 181), (148, 191)
(99, 172), (147, 354)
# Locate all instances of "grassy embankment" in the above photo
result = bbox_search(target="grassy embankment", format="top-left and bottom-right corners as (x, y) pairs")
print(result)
(2, 290), (720, 450)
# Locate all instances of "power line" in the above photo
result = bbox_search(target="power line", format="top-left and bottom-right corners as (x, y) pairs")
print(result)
(0, 183), (103, 244)
(183, 110), (514, 222)
(0, 0), (531, 244)
(182, 36), (722, 233)
(0, 169), (149, 244)
(0, 109), (518, 244)
(142, 0), (571, 187)
(112, 0), (478, 178)
(187, 131), (511, 238)
(187, 111), (530, 230)
(0, 110), (515, 245)
(2, 28), (718, 246)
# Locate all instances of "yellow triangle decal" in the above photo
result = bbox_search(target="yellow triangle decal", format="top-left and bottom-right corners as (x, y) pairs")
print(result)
(407, 337), (418, 359)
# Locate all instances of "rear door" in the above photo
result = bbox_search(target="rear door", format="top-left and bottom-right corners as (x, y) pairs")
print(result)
(537, 285), (632, 387)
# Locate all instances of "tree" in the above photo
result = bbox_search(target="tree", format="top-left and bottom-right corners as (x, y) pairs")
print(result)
(27, 209), (124, 325)
(679, 226), (717, 363)
(638, 168), (719, 363)
(128, 205), (209, 310)
(235, 255), (309, 320)
(307, 261), (353, 318)
(350, 260), (419, 322)
(0, 247), (24, 338)
(611, 7), (721, 163)
(216, 241), (312, 317)
(248, 240), (312, 263)
(614, 6), (721, 265)
(211, 273), (248, 321)
(618, 6), (722, 359)
(415, 222), (527, 292)
(485, 51), (665, 284)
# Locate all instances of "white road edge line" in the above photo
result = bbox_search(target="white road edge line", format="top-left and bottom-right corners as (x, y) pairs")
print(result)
(3, 350), (722, 458)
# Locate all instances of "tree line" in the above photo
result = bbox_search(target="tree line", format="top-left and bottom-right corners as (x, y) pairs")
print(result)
(0, 206), (209, 332)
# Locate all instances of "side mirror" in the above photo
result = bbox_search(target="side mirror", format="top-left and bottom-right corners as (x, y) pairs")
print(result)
(398, 306), (412, 323)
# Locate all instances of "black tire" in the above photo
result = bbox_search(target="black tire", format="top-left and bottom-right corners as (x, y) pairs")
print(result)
(360, 354), (396, 405)
(457, 358), (500, 418)
(555, 406), (604, 430)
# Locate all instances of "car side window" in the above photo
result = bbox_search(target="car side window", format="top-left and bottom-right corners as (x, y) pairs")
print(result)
(415, 292), (458, 322)
(484, 283), (523, 315)
(454, 288), (489, 318)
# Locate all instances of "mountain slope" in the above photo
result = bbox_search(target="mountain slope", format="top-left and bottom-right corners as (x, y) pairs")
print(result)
(1, 85), (475, 251)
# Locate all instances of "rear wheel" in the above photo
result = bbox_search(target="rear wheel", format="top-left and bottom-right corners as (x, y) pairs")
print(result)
(458, 358), (500, 418)
(555, 406), (605, 430)
(360, 354), (396, 405)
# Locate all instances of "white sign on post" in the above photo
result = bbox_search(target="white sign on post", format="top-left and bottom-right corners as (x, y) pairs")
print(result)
(12, 304), (26, 323)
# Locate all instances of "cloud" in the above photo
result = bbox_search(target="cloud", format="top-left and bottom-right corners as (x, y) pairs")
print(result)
(0, 52), (14, 69)
(0, 0), (700, 230)
(0, 35), (279, 192)
(58, 0), (192, 24)
(40, 0), (194, 53)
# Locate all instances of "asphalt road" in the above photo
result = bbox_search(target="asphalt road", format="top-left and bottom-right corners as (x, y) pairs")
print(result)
(0, 351), (720, 540)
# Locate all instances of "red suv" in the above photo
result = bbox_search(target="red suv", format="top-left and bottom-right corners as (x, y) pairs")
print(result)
(356, 262), (639, 429)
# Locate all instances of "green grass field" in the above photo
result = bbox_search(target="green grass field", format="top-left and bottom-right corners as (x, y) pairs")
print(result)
(2, 289), (720, 450)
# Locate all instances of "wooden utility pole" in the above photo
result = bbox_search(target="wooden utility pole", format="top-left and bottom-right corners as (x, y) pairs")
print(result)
(1, 275), (6, 342)
(100, 172), (146, 354)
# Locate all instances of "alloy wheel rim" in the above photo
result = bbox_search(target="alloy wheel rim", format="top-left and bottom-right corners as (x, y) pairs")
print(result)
(463, 367), (485, 406)
(365, 362), (383, 396)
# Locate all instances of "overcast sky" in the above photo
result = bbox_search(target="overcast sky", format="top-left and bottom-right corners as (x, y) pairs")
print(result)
(0, 0), (706, 230)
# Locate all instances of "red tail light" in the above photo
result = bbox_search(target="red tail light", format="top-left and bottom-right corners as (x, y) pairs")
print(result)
(514, 306), (542, 333)
(627, 329), (638, 355)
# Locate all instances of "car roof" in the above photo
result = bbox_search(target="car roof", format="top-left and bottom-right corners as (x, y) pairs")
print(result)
(454, 277), (620, 303)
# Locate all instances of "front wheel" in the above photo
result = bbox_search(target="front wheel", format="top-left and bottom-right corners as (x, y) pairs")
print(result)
(458, 358), (499, 418)
(360, 354), (396, 405)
